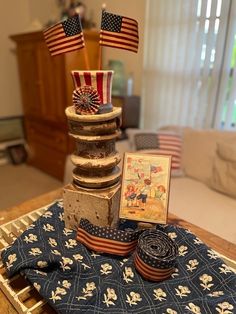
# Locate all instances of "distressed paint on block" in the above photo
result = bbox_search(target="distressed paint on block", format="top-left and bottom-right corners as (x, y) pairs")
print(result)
(63, 183), (121, 229)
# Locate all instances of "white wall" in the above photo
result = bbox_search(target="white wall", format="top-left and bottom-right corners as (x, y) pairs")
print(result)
(0, 0), (60, 118)
(0, 1), (30, 118)
(28, 0), (60, 26)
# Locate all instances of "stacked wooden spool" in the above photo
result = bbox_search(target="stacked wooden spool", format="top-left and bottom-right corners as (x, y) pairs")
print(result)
(65, 106), (122, 189)
(63, 105), (122, 229)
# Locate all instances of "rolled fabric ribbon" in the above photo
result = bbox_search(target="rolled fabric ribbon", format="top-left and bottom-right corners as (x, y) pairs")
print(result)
(77, 220), (178, 282)
(77, 219), (143, 256)
(134, 229), (178, 282)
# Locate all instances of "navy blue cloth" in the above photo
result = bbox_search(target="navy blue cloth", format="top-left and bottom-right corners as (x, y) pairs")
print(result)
(2, 201), (236, 313)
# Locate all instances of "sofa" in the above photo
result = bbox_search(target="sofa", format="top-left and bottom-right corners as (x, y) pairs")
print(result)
(115, 127), (236, 244)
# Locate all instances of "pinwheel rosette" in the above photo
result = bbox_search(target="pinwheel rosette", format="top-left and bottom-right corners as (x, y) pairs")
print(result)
(134, 229), (178, 282)
(72, 86), (101, 115)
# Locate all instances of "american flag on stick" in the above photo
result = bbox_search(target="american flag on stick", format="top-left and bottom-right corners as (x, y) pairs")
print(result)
(43, 15), (85, 57)
(100, 11), (139, 53)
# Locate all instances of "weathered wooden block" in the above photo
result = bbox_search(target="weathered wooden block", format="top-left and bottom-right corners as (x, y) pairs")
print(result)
(63, 183), (121, 230)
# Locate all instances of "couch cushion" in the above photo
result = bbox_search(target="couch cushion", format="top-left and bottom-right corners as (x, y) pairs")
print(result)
(217, 138), (236, 162)
(169, 177), (236, 244)
(182, 129), (236, 184)
(209, 139), (236, 199)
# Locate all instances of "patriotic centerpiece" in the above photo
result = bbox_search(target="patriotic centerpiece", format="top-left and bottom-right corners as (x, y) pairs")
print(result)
(43, 8), (139, 240)
(2, 10), (236, 312)
(42, 7), (179, 284)
(42, 8), (178, 285)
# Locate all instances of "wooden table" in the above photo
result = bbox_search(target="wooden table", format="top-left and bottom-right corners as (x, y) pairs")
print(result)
(0, 188), (235, 313)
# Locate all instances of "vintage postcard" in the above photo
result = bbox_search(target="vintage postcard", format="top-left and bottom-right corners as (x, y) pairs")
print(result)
(119, 153), (171, 224)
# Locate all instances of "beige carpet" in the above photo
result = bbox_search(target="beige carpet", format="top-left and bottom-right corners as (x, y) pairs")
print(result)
(0, 164), (62, 210)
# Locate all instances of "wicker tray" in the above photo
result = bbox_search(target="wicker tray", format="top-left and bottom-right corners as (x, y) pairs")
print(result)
(0, 203), (56, 314)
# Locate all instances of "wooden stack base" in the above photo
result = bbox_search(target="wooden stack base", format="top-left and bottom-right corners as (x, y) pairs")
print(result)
(64, 106), (122, 229)
(63, 183), (121, 229)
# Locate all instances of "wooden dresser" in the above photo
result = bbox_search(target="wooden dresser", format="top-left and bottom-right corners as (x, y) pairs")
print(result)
(11, 30), (100, 180)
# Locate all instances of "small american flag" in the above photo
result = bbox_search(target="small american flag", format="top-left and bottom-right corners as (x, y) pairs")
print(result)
(44, 15), (85, 56)
(150, 165), (162, 173)
(100, 11), (139, 53)
(77, 219), (142, 256)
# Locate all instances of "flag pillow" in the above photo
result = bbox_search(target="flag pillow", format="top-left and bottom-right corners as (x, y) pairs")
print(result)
(134, 133), (159, 150)
(126, 130), (183, 177)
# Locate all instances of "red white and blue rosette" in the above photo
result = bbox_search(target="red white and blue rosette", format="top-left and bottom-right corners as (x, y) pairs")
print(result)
(72, 86), (101, 115)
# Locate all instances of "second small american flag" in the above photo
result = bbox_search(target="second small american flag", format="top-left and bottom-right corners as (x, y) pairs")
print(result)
(44, 15), (85, 56)
(100, 11), (139, 53)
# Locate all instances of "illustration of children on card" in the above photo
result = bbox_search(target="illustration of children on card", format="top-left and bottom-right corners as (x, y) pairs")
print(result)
(125, 184), (138, 207)
(119, 153), (171, 224)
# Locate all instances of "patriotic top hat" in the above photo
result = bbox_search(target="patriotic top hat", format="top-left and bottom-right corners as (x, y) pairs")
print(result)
(71, 70), (114, 115)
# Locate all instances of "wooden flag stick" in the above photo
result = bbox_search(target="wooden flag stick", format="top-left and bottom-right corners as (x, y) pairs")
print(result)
(98, 4), (106, 70)
(83, 46), (90, 70)
(98, 45), (103, 70)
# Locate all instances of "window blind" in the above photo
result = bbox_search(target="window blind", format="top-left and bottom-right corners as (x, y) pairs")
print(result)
(142, 0), (230, 130)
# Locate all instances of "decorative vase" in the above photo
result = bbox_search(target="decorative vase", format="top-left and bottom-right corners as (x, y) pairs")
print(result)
(63, 70), (122, 229)
(108, 60), (125, 96)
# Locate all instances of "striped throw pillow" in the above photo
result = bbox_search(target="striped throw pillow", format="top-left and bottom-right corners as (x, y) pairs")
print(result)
(134, 132), (183, 176)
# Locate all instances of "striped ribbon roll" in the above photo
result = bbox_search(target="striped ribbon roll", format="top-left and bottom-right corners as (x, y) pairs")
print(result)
(134, 229), (178, 281)
(77, 220), (178, 282)
(77, 219), (143, 256)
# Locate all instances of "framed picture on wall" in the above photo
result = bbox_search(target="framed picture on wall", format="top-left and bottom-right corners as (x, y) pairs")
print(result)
(119, 152), (171, 224)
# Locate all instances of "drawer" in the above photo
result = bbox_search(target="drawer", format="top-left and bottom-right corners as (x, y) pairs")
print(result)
(27, 141), (66, 181)
(25, 120), (67, 153)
